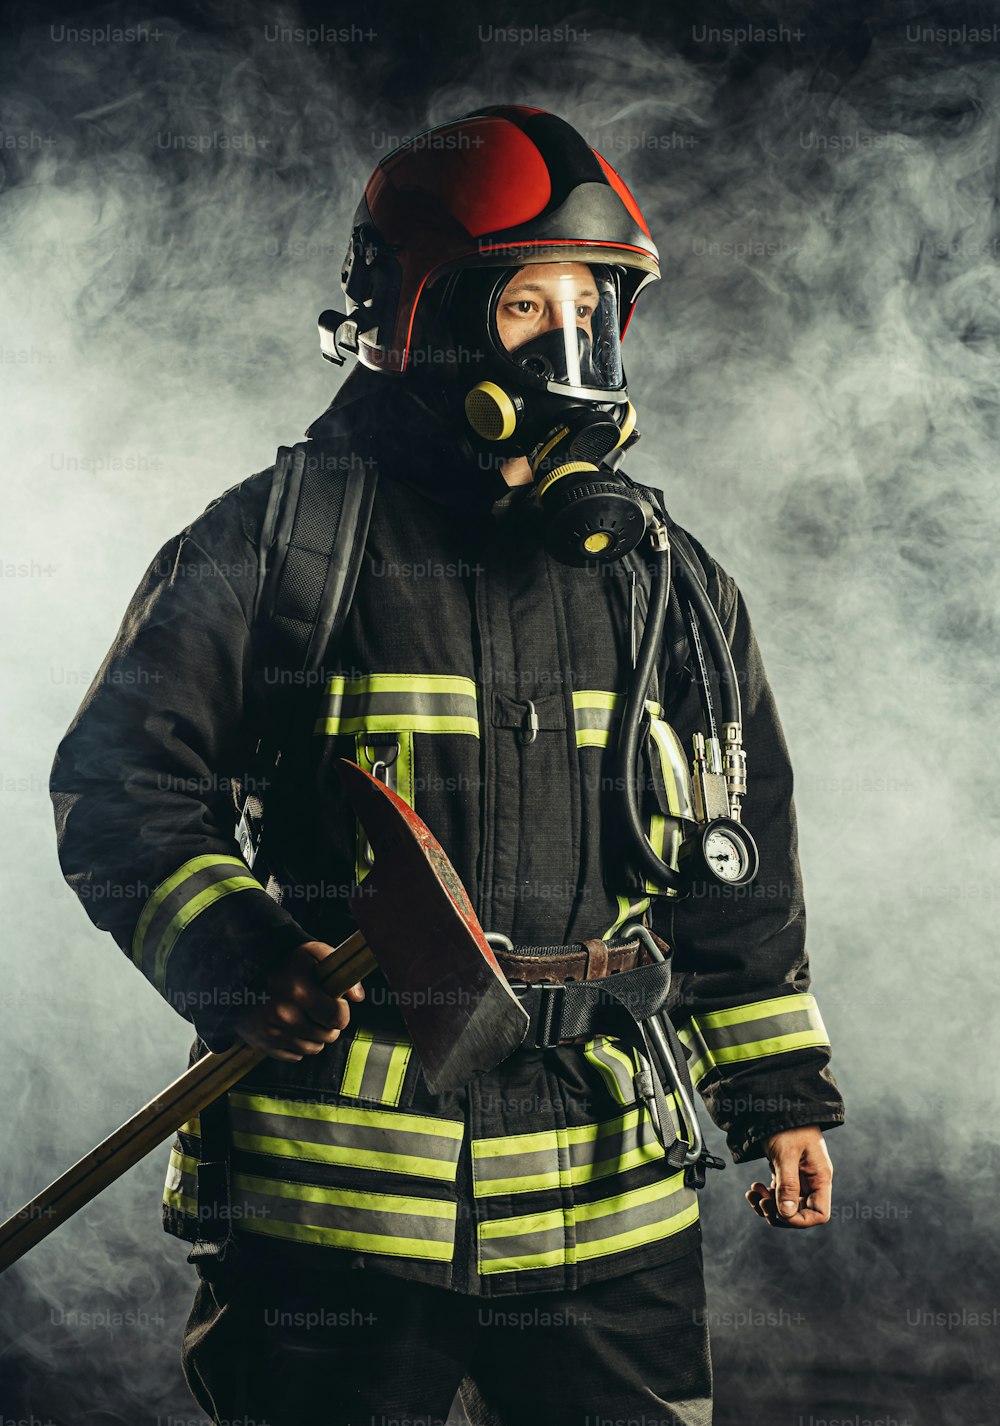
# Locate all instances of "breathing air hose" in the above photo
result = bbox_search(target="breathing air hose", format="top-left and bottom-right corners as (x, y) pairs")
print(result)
(615, 506), (745, 894)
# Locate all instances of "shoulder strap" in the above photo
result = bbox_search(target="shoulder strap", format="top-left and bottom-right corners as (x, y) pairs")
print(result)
(237, 427), (378, 880)
(254, 433), (379, 677)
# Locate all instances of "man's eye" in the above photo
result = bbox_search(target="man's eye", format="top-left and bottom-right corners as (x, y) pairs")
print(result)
(576, 305), (594, 320)
(510, 301), (535, 315)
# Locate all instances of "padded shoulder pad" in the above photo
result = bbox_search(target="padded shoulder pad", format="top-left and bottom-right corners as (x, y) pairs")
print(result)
(254, 430), (378, 678)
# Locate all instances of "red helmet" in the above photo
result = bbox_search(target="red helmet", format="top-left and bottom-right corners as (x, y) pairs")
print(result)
(320, 105), (660, 374)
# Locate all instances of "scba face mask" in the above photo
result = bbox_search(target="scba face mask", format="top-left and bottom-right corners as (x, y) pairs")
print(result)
(426, 261), (652, 565)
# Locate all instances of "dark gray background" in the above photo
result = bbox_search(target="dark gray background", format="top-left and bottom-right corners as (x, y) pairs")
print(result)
(1, 0), (998, 1421)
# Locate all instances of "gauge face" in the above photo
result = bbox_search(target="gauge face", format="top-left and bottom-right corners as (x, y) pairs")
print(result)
(700, 818), (759, 885)
(704, 827), (747, 881)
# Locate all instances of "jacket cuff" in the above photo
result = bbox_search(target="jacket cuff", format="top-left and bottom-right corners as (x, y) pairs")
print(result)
(730, 1108), (846, 1165)
(128, 852), (314, 1048)
(174, 907), (310, 1052)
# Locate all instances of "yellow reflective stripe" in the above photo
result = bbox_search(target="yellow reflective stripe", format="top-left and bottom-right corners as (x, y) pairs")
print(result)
(573, 1169), (683, 1223)
(696, 993), (821, 1032)
(573, 690), (621, 711)
(572, 693), (662, 741)
(571, 691), (664, 715)
(235, 1172), (453, 1219)
(576, 1198), (700, 1262)
(231, 1091), (463, 1140)
(578, 729), (611, 748)
(163, 1146), (198, 1215)
(355, 731), (414, 883)
(341, 1031), (374, 1098)
(384, 1043), (412, 1106)
(472, 1106), (669, 1195)
(339, 1029), (412, 1104)
(603, 894), (651, 939)
(132, 853), (247, 967)
(168, 1149), (199, 1175)
(482, 1140), (666, 1197)
(473, 1108), (659, 1161)
(583, 1036), (638, 1106)
(314, 673), (480, 737)
(678, 1026), (715, 1090)
(153, 875), (260, 993)
(480, 1206), (564, 1240)
(229, 1130), (458, 1181)
(229, 1172), (456, 1261)
(473, 1126), (560, 1160)
(712, 1029), (831, 1064)
(679, 994), (830, 1085)
(477, 1171), (697, 1274)
(599, 1039), (640, 1077)
(484, 1168), (563, 1195)
(643, 812), (668, 895)
(648, 714), (694, 818)
(325, 674), (477, 697)
(483, 1246), (568, 1272)
(320, 713), (480, 735)
(231, 1218), (455, 1260)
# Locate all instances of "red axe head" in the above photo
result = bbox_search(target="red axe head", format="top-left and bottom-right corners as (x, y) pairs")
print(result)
(336, 760), (528, 1092)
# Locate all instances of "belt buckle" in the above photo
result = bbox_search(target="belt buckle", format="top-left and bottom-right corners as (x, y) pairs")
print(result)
(509, 980), (565, 1048)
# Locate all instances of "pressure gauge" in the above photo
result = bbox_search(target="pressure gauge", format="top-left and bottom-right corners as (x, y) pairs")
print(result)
(683, 817), (759, 887)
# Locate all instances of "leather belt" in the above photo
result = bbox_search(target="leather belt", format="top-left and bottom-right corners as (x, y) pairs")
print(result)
(493, 932), (672, 1047)
(494, 935), (656, 985)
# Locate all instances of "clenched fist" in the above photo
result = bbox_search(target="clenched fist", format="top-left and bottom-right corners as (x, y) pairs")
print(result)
(233, 940), (366, 1062)
(745, 1125), (833, 1229)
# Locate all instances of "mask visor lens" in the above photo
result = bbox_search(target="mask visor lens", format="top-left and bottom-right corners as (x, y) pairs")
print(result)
(494, 266), (624, 394)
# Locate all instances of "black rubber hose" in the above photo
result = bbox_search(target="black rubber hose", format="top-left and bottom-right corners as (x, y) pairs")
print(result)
(669, 542), (742, 729)
(616, 539), (686, 894)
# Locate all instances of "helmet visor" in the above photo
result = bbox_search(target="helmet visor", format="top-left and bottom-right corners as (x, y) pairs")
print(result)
(489, 263), (625, 398)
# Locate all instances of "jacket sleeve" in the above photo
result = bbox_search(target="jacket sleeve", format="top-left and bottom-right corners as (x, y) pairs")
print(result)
(652, 533), (846, 1164)
(49, 480), (312, 1052)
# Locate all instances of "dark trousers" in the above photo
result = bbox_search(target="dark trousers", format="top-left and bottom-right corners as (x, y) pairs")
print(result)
(182, 1247), (713, 1426)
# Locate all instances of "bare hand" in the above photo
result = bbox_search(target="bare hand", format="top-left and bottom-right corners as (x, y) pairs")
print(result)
(233, 940), (366, 1062)
(745, 1125), (833, 1229)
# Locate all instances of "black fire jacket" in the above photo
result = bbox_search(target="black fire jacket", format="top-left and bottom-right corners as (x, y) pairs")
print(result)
(50, 388), (845, 1297)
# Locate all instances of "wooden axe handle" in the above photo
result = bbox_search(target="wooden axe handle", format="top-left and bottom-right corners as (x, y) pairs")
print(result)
(0, 929), (376, 1275)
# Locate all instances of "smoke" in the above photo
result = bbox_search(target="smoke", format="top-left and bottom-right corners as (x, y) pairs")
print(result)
(2, 2), (998, 1423)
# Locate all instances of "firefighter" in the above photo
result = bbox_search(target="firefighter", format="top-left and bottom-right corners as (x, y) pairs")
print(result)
(50, 106), (845, 1426)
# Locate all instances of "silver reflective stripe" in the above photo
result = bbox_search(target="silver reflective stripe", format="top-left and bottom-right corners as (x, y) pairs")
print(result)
(478, 1171), (699, 1274)
(471, 1104), (669, 1198)
(228, 1090), (464, 1182)
(314, 674), (480, 737)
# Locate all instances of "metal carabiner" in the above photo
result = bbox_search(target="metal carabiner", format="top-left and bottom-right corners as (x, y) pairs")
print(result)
(622, 922), (704, 1165)
(361, 739), (400, 867)
(364, 739), (400, 775)
(520, 699), (539, 746)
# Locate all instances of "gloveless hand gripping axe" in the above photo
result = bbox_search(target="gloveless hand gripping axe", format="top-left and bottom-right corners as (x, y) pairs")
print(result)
(0, 760), (529, 1275)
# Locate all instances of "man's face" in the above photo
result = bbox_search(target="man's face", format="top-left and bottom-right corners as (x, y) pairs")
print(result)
(494, 262), (600, 355)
